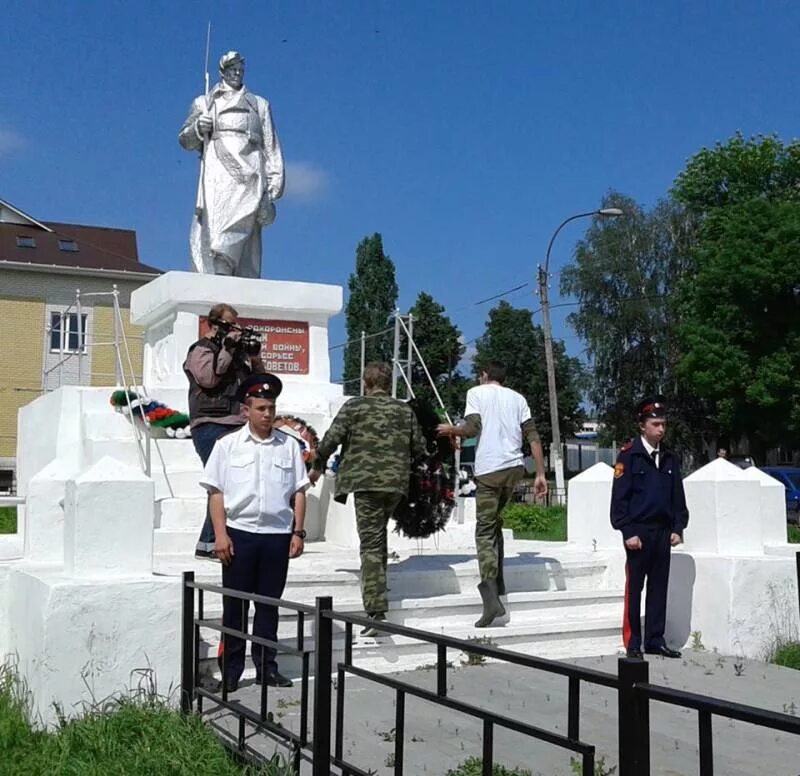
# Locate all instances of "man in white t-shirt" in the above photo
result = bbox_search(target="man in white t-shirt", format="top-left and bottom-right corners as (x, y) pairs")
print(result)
(201, 373), (309, 692)
(438, 361), (547, 627)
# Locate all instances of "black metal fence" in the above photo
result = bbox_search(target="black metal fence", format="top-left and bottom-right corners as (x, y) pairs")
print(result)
(181, 556), (800, 776)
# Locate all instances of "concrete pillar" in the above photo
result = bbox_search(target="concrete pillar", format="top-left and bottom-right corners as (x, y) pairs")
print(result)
(24, 458), (77, 563)
(567, 462), (618, 550)
(63, 456), (155, 577)
(683, 459), (763, 555)
(742, 466), (788, 546)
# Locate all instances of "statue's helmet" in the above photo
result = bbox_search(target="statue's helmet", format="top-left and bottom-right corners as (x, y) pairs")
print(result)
(219, 51), (245, 71)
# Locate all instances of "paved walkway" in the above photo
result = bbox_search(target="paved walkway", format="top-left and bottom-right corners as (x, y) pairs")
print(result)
(203, 650), (800, 775)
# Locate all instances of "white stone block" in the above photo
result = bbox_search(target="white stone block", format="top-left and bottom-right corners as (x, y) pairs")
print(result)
(129, 271), (343, 398)
(683, 459), (763, 555)
(63, 456), (155, 577)
(6, 567), (181, 726)
(24, 458), (78, 563)
(743, 467), (789, 546)
(567, 463), (618, 550)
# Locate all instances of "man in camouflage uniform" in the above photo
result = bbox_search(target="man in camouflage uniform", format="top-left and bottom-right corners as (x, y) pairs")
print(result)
(310, 362), (427, 636)
(438, 361), (548, 627)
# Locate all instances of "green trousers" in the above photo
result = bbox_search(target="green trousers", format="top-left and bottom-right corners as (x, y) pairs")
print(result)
(474, 466), (524, 583)
(354, 491), (403, 616)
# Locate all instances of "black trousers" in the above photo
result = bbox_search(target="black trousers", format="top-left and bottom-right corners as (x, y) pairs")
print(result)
(219, 527), (291, 682)
(623, 524), (671, 652)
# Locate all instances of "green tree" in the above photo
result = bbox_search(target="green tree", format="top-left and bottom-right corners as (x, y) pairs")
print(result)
(473, 300), (585, 444)
(677, 199), (800, 454)
(343, 233), (398, 392)
(673, 132), (800, 215)
(560, 192), (699, 449)
(405, 292), (466, 415)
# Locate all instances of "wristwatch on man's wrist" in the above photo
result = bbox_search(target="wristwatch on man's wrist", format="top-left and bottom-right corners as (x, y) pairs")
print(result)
(292, 529), (307, 539)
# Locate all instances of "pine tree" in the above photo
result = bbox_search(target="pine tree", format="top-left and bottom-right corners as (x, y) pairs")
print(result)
(343, 234), (398, 392)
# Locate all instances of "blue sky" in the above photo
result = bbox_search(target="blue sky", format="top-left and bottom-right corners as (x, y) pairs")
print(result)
(2, 1), (798, 379)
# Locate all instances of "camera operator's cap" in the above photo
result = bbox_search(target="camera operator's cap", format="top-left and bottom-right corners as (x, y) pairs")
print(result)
(236, 374), (283, 402)
(637, 395), (667, 421)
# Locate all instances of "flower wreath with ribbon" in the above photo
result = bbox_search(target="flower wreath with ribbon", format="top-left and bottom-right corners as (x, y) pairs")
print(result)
(109, 390), (192, 438)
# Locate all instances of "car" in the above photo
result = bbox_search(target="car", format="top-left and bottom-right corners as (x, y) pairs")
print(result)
(728, 455), (755, 469)
(760, 467), (800, 523)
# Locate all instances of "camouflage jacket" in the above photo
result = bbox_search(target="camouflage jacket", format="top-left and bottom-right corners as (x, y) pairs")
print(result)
(313, 390), (428, 501)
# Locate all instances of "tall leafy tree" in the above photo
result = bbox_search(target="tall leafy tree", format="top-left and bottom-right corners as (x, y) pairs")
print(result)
(677, 199), (800, 454)
(561, 192), (696, 447)
(343, 233), (398, 392)
(473, 300), (585, 444)
(404, 292), (468, 416)
(673, 132), (800, 215)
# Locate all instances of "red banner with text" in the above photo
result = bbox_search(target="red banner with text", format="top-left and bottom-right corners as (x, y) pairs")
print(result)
(198, 317), (309, 375)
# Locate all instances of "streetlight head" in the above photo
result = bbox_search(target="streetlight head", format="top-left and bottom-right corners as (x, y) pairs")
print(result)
(597, 208), (624, 217)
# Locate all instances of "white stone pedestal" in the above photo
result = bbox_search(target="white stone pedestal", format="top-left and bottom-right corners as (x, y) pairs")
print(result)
(129, 271), (344, 415)
(567, 462), (618, 550)
(64, 457), (155, 577)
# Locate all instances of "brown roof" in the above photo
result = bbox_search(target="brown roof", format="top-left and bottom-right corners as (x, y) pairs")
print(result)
(0, 218), (160, 275)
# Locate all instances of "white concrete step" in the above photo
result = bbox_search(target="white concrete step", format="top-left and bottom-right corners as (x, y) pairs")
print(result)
(156, 497), (207, 530)
(154, 528), (200, 555)
(197, 614), (624, 670)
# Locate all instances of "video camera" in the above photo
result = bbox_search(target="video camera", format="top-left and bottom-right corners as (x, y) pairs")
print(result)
(209, 316), (263, 357)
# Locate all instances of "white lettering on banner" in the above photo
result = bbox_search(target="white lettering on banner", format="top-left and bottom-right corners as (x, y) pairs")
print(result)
(272, 343), (303, 352)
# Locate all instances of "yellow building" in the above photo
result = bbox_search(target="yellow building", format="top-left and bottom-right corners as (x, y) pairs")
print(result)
(0, 198), (159, 493)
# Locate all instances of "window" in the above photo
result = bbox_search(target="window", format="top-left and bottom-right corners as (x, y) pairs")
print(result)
(58, 239), (79, 252)
(50, 312), (88, 353)
(16, 236), (36, 248)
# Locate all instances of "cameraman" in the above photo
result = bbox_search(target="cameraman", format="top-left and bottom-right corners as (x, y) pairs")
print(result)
(184, 303), (266, 559)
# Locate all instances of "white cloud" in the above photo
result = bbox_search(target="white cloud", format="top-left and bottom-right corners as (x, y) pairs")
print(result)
(284, 160), (329, 203)
(0, 129), (25, 156)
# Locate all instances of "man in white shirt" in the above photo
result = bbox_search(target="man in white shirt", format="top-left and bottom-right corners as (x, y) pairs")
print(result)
(438, 361), (547, 627)
(201, 373), (309, 691)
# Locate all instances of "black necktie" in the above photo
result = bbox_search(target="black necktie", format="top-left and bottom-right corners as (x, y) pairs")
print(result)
(651, 449), (658, 466)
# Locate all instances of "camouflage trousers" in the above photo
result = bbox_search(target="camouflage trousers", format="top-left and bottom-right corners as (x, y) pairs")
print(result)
(354, 491), (403, 616)
(475, 466), (525, 583)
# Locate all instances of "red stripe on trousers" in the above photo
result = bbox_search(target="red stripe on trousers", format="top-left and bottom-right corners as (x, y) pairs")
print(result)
(622, 561), (632, 649)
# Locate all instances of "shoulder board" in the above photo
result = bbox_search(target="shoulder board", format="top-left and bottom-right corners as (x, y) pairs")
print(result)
(620, 439), (633, 452)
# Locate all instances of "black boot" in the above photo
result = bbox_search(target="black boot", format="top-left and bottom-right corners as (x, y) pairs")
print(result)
(475, 580), (505, 628)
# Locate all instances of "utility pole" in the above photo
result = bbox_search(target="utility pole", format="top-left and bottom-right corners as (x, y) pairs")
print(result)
(539, 207), (624, 502)
(538, 265), (564, 500)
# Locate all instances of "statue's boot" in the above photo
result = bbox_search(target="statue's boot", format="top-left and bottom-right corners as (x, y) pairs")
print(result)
(475, 580), (505, 628)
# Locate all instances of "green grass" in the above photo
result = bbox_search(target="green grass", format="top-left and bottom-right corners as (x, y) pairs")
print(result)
(772, 643), (800, 670)
(0, 663), (289, 775)
(789, 524), (800, 544)
(0, 506), (17, 534)
(446, 758), (531, 776)
(501, 504), (567, 541)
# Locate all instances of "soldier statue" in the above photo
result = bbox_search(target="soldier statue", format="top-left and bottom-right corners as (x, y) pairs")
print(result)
(179, 51), (284, 278)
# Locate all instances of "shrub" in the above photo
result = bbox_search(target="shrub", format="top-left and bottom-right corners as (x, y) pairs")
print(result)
(0, 506), (17, 534)
(446, 757), (531, 776)
(772, 643), (800, 670)
(500, 504), (567, 541)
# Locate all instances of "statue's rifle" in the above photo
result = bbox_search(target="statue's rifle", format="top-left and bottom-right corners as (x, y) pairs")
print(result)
(194, 22), (212, 219)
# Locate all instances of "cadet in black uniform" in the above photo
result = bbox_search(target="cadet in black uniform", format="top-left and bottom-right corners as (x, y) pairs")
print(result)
(610, 396), (689, 659)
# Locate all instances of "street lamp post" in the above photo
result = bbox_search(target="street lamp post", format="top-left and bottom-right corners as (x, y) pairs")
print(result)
(539, 208), (623, 501)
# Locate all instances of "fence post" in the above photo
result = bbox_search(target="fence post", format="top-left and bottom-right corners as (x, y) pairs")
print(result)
(313, 596), (333, 776)
(180, 571), (195, 714)
(618, 657), (650, 776)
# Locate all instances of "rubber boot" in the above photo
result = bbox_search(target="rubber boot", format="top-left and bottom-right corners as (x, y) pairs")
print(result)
(497, 529), (506, 596)
(475, 580), (505, 628)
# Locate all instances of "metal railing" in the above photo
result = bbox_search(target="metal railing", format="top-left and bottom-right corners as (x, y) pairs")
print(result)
(41, 285), (152, 476)
(179, 556), (800, 775)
